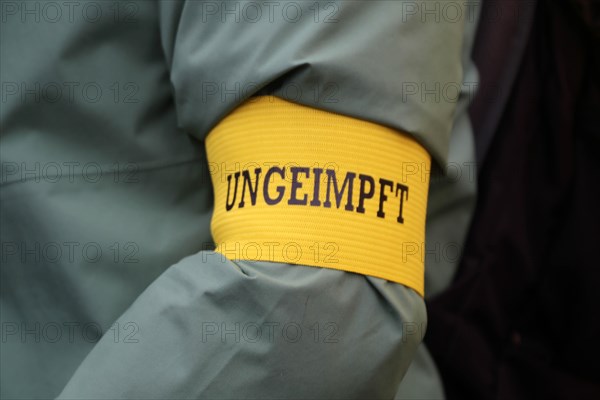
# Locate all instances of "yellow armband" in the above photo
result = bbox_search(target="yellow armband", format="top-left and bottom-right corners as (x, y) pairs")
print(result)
(206, 96), (430, 296)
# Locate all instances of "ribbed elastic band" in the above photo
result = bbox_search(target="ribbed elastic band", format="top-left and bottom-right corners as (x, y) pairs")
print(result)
(206, 96), (431, 296)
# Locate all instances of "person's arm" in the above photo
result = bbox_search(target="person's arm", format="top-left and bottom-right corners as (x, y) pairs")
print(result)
(58, 1), (467, 398)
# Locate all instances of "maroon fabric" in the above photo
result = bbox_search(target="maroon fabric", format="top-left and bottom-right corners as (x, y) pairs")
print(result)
(469, 0), (535, 165)
(425, 1), (600, 399)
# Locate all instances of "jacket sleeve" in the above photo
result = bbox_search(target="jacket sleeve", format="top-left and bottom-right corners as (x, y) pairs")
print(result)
(57, 1), (469, 398)
(162, 0), (466, 166)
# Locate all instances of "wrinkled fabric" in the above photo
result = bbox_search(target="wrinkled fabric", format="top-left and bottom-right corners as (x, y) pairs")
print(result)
(59, 256), (425, 399)
(1, 1), (472, 398)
